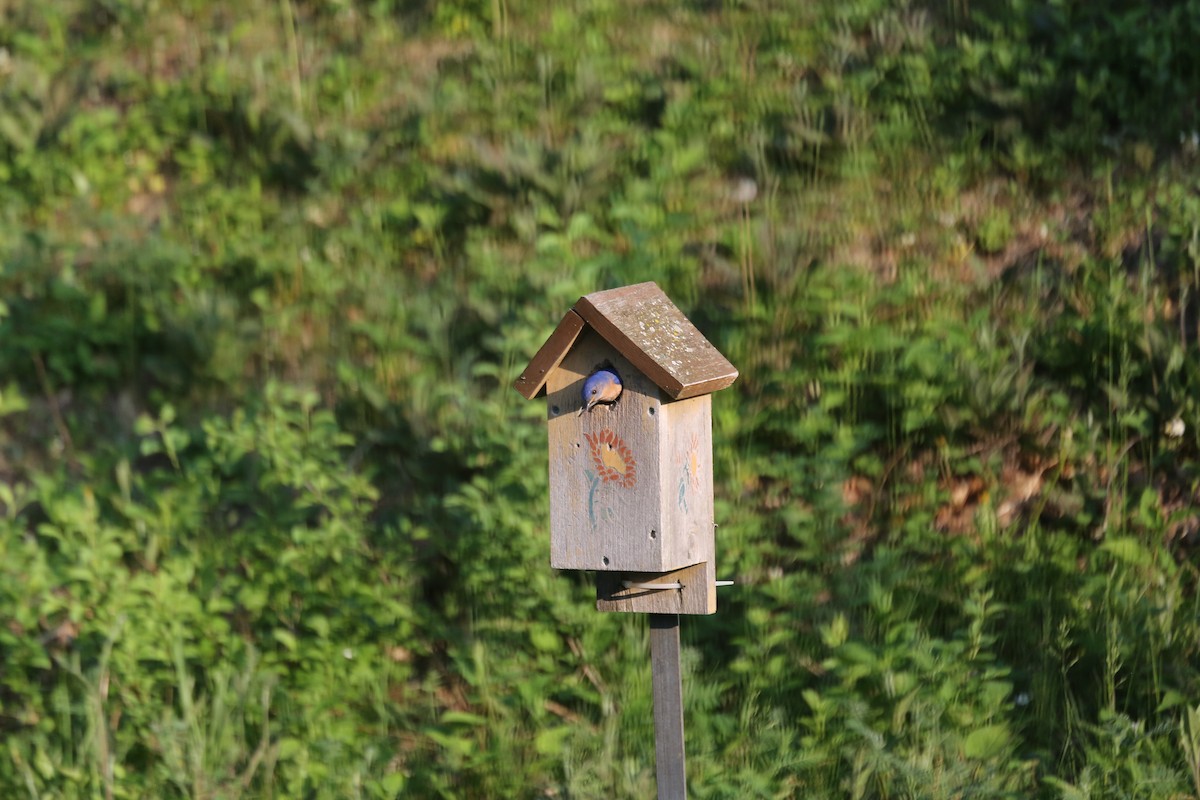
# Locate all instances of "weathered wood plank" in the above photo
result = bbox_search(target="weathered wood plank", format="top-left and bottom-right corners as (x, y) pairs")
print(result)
(547, 329), (665, 571)
(659, 395), (714, 570)
(512, 309), (585, 399)
(595, 561), (716, 615)
(650, 614), (687, 799)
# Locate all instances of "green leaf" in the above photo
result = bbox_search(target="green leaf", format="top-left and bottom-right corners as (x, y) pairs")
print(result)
(835, 641), (878, 669)
(1156, 689), (1186, 713)
(534, 725), (572, 756)
(277, 737), (305, 761)
(307, 614), (330, 638)
(376, 772), (407, 795)
(820, 613), (849, 648)
(964, 724), (1010, 759)
(529, 625), (561, 654)
(1099, 536), (1152, 568)
(273, 628), (298, 652)
(441, 711), (488, 727)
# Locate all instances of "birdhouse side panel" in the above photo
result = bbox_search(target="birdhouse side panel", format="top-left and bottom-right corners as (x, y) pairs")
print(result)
(659, 395), (715, 571)
(545, 331), (667, 571)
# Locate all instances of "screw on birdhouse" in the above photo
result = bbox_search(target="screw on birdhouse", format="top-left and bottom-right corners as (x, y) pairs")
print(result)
(623, 579), (736, 591)
(576, 368), (623, 415)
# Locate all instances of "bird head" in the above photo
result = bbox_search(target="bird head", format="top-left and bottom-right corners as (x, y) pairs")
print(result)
(578, 369), (623, 415)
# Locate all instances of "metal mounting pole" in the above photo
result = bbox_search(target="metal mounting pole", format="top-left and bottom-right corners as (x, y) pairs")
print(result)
(650, 613), (686, 799)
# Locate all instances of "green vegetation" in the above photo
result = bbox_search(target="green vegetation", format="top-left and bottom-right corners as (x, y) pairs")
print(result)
(3, 0), (1200, 796)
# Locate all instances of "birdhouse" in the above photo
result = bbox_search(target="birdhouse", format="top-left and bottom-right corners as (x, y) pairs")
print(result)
(514, 282), (738, 614)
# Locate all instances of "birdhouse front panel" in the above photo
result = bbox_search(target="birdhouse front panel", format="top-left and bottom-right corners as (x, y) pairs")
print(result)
(545, 329), (713, 574)
(547, 329), (666, 571)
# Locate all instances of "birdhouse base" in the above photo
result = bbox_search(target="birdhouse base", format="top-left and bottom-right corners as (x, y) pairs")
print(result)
(595, 561), (716, 615)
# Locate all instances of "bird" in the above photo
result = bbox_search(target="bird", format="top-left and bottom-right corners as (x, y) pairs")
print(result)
(577, 369), (622, 416)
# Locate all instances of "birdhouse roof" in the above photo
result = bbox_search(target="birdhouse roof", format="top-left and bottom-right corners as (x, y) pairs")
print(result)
(513, 282), (739, 401)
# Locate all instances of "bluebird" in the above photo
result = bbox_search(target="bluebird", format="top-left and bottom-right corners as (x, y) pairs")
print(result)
(577, 369), (622, 415)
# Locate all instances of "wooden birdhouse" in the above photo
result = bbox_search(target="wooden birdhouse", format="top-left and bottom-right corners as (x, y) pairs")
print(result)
(513, 282), (738, 614)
